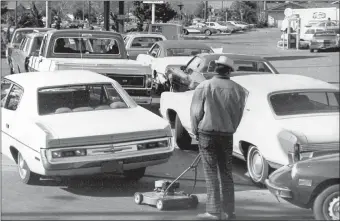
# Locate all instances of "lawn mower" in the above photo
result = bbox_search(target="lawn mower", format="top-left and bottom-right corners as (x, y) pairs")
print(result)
(133, 154), (201, 211)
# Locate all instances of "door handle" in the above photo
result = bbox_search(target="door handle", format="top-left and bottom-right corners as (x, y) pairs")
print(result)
(6, 124), (9, 128)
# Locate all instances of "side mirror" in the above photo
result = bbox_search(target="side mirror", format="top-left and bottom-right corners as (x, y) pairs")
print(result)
(180, 65), (186, 71)
(151, 52), (157, 57)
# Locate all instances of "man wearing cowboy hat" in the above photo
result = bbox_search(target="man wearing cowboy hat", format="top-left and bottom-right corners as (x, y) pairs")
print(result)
(190, 56), (247, 220)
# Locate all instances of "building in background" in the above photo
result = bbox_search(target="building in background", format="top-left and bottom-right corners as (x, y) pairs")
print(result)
(267, 2), (306, 28)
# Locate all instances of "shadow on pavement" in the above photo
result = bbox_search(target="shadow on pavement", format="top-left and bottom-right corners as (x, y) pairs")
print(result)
(265, 55), (324, 61)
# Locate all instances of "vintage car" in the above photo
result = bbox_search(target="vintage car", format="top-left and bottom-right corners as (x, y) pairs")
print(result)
(136, 40), (214, 93)
(221, 22), (242, 32)
(6, 28), (54, 74)
(159, 74), (339, 185)
(310, 30), (340, 52)
(205, 22), (232, 33)
(183, 24), (218, 36)
(228, 21), (249, 31)
(167, 53), (279, 92)
(1, 70), (174, 185)
(28, 29), (153, 105)
(266, 152), (339, 221)
(11, 32), (45, 74)
(123, 33), (166, 60)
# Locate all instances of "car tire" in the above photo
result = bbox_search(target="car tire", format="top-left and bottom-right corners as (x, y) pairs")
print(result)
(123, 167), (146, 181)
(183, 29), (189, 35)
(205, 30), (212, 36)
(246, 145), (269, 186)
(313, 184), (339, 221)
(175, 115), (191, 150)
(134, 192), (143, 205)
(17, 152), (40, 185)
(310, 49), (314, 53)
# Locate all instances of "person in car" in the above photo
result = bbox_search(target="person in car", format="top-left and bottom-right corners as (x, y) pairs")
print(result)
(54, 38), (77, 53)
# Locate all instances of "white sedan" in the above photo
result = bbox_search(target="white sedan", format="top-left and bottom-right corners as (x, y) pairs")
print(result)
(1, 70), (174, 184)
(160, 74), (339, 185)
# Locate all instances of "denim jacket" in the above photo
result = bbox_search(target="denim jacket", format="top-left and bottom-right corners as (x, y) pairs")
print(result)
(190, 75), (247, 136)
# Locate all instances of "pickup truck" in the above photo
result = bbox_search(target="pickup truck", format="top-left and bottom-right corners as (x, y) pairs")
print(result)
(29, 29), (153, 105)
(123, 33), (166, 60)
(12, 32), (45, 73)
(6, 27), (54, 74)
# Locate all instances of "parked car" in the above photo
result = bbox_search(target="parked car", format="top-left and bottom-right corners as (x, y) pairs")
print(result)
(266, 151), (339, 221)
(124, 33), (166, 60)
(1, 70), (174, 185)
(184, 24), (218, 36)
(159, 74), (339, 185)
(28, 29), (153, 105)
(11, 32), (45, 73)
(6, 28), (54, 74)
(167, 53), (279, 92)
(205, 22), (232, 33)
(310, 30), (340, 52)
(222, 21), (242, 32)
(228, 21), (249, 30)
(136, 40), (214, 93)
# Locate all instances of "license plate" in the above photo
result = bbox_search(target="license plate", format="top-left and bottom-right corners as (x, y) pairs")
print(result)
(101, 161), (123, 173)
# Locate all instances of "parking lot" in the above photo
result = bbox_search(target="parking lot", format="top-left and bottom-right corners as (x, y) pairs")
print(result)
(1, 27), (338, 220)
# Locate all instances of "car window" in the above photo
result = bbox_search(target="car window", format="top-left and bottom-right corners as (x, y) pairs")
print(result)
(23, 38), (32, 53)
(4, 84), (23, 111)
(270, 91), (339, 116)
(38, 83), (129, 115)
(19, 37), (27, 50)
(53, 37), (120, 55)
(234, 60), (272, 73)
(151, 25), (162, 33)
(166, 48), (212, 57)
(186, 56), (202, 73)
(149, 44), (160, 57)
(131, 37), (163, 48)
(1, 79), (12, 107)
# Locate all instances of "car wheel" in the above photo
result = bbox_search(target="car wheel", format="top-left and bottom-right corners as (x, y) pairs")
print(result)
(123, 167), (146, 181)
(184, 29), (189, 35)
(313, 184), (339, 221)
(205, 30), (212, 36)
(246, 145), (269, 186)
(134, 192), (143, 205)
(175, 115), (191, 150)
(17, 152), (40, 185)
(310, 49), (314, 53)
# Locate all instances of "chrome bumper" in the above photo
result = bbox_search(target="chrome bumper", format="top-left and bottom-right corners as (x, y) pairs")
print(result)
(265, 179), (292, 199)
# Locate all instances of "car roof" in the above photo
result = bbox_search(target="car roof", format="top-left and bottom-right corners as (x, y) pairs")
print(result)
(158, 40), (211, 49)
(14, 28), (54, 32)
(232, 74), (338, 93)
(5, 70), (114, 89)
(126, 32), (165, 37)
(45, 29), (122, 37)
(152, 23), (182, 27)
(25, 32), (46, 38)
(199, 53), (267, 61)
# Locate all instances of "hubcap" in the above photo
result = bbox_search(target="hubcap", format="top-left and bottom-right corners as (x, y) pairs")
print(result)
(18, 153), (27, 179)
(249, 148), (264, 182)
(135, 195), (140, 202)
(328, 196), (340, 220)
(157, 200), (163, 209)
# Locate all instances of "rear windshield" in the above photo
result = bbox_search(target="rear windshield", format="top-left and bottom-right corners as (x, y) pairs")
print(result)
(131, 37), (163, 48)
(53, 37), (120, 55)
(166, 48), (212, 57)
(208, 60), (273, 73)
(270, 91), (339, 116)
(38, 84), (129, 115)
(12, 30), (33, 44)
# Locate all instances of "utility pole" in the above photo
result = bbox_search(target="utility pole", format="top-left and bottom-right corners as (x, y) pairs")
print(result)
(152, 3), (155, 24)
(178, 3), (184, 21)
(83, 1), (85, 21)
(103, 1), (110, 31)
(45, 1), (51, 28)
(14, 1), (17, 27)
(118, 1), (124, 33)
(88, 1), (91, 25)
(204, 1), (208, 22)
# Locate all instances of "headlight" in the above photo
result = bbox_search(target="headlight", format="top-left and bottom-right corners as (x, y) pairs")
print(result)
(137, 139), (169, 150)
(146, 74), (152, 88)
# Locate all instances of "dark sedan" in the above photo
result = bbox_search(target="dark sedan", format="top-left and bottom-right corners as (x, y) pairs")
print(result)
(167, 53), (279, 92)
(310, 30), (340, 52)
(266, 150), (339, 221)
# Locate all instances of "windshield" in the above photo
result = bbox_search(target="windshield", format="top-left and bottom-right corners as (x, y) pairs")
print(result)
(53, 37), (120, 55)
(166, 48), (212, 57)
(12, 31), (33, 44)
(38, 83), (130, 115)
(270, 91), (339, 116)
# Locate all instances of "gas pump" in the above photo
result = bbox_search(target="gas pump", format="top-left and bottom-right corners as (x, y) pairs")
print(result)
(281, 14), (301, 50)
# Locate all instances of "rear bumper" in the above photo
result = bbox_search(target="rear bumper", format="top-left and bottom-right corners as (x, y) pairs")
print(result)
(41, 151), (172, 176)
(310, 42), (338, 49)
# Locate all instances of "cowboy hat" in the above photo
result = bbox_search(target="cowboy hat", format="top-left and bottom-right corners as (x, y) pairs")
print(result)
(215, 56), (235, 72)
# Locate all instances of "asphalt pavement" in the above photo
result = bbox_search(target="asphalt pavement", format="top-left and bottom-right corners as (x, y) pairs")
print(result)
(1, 28), (338, 220)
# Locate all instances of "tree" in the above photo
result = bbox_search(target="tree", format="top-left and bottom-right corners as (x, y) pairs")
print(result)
(17, 2), (44, 28)
(229, 1), (257, 23)
(1, 1), (8, 23)
(193, 1), (205, 18)
(132, 1), (177, 27)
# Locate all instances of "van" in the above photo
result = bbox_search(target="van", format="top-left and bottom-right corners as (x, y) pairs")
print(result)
(147, 23), (184, 40)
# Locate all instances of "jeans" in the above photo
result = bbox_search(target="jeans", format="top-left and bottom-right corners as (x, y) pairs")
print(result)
(198, 133), (235, 216)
